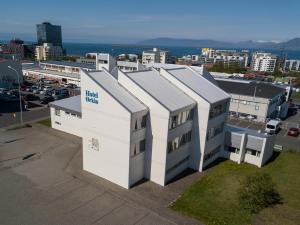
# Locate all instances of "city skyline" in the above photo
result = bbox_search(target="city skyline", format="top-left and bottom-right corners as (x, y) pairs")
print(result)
(0, 0), (300, 44)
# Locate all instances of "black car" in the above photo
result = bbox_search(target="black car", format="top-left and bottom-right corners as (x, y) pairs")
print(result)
(40, 96), (55, 104)
(24, 94), (40, 101)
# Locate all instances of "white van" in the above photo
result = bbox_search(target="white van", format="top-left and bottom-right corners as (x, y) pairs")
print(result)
(265, 120), (281, 134)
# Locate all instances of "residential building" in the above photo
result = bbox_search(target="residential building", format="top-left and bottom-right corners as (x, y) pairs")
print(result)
(202, 48), (249, 68)
(35, 43), (63, 61)
(0, 59), (23, 88)
(216, 79), (288, 122)
(142, 48), (169, 64)
(37, 22), (62, 47)
(251, 52), (277, 73)
(284, 60), (300, 72)
(49, 65), (275, 189)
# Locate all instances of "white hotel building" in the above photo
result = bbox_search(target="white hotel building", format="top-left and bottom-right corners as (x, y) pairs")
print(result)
(49, 62), (275, 189)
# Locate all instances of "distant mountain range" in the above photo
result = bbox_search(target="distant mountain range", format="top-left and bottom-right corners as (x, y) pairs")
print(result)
(137, 38), (300, 50)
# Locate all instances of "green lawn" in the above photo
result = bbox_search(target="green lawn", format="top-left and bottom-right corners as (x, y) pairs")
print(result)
(37, 118), (51, 127)
(292, 91), (300, 102)
(170, 152), (300, 225)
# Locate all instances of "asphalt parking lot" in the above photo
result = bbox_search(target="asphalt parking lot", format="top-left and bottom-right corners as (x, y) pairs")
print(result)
(0, 124), (201, 225)
(227, 113), (300, 151)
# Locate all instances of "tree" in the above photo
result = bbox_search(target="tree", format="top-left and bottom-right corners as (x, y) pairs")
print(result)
(238, 173), (281, 213)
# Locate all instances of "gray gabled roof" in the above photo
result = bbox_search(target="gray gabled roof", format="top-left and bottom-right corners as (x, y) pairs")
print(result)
(164, 67), (230, 104)
(50, 95), (81, 115)
(86, 70), (147, 113)
(123, 69), (195, 111)
(217, 80), (285, 99)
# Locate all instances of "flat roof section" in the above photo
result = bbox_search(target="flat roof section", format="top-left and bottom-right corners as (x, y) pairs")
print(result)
(50, 95), (81, 116)
(87, 70), (147, 113)
(23, 67), (80, 79)
(217, 80), (285, 99)
(124, 69), (195, 111)
(165, 67), (230, 104)
(41, 61), (96, 70)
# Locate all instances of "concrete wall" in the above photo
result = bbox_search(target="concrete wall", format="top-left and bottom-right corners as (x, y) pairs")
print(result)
(80, 71), (132, 189)
(50, 107), (82, 137)
(118, 70), (170, 186)
(160, 69), (229, 172)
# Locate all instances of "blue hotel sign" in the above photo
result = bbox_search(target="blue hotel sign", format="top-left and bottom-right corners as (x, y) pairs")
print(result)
(85, 90), (99, 104)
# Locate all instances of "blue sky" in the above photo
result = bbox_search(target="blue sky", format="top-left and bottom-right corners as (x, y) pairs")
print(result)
(0, 0), (299, 43)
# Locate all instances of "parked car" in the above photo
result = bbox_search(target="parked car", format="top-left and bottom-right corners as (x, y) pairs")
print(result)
(265, 120), (281, 134)
(40, 96), (55, 104)
(287, 128), (300, 137)
(24, 94), (40, 101)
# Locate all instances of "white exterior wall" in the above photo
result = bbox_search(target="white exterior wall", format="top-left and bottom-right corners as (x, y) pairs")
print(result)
(50, 107), (83, 137)
(160, 69), (229, 171)
(118, 71), (170, 186)
(80, 72), (132, 189)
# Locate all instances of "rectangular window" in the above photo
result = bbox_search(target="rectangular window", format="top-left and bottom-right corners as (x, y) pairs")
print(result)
(169, 108), (194, 130)
(55, 109), (60, 116)
(167, 130), (192, 154)
(204, 145), (221, 162)
(255, 105), (259, 110)
(139, 139), (146, 152)
(209, 102), (227, 119)
(207, 123), (224, 141)
(141, 115), (147, 128)
(55, 121), (61, 125)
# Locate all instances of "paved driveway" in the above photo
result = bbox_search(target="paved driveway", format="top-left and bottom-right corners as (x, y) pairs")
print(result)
(0, 124), (201, 225)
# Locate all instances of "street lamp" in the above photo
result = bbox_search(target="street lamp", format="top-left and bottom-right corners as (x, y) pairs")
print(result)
(7, 65), (23, 125)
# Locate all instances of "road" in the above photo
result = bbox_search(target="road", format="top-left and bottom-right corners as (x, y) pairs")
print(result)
(0, 107), (50, 128)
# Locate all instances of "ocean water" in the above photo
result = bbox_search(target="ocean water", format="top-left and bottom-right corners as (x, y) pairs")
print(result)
(63, 43), (300, 59)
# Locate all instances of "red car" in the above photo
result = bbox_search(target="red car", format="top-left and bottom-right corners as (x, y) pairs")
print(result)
(288, 128), (300, 137)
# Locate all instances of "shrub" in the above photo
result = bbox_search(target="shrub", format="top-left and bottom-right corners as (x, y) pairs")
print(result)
(238, 173), (281, 213)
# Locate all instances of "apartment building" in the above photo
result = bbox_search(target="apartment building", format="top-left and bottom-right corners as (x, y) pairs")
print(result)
(142, 48), (169, 64)
(217, 79), (288, 122)
(251, 52), (277, 73)
(202, 48), (249, 67)
(50, 65), (275, 189)
(35, 43), (63, 61)
(284, 60), (300, 72)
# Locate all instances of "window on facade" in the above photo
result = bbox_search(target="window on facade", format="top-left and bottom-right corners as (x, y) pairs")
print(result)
(255, 105), (259, 110)
(225, 145), (240, 154)
(55, 121), (61, 125)
(207, 123), (224, 141)
(246, 148), (260, 157)
(204, 145), (221, 162)
(141, 115), (147, 128)
(169, 109), (194, 130)
(134, 120), (138, 130)
(55, 109), (60, 116)
(167, 131), (192, 154)
(209, 102), (227, 119)
(65, 111), (70, 115)
(140, 139), (146, 152)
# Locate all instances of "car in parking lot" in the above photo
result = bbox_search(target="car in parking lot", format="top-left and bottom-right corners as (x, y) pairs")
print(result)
(40, 96), (55, 104)
(288, 127), (300, 137)
(23, 94), (40, 101)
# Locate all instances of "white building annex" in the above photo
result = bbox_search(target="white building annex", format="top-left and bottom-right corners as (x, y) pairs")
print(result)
(50, 64), (276, 189)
